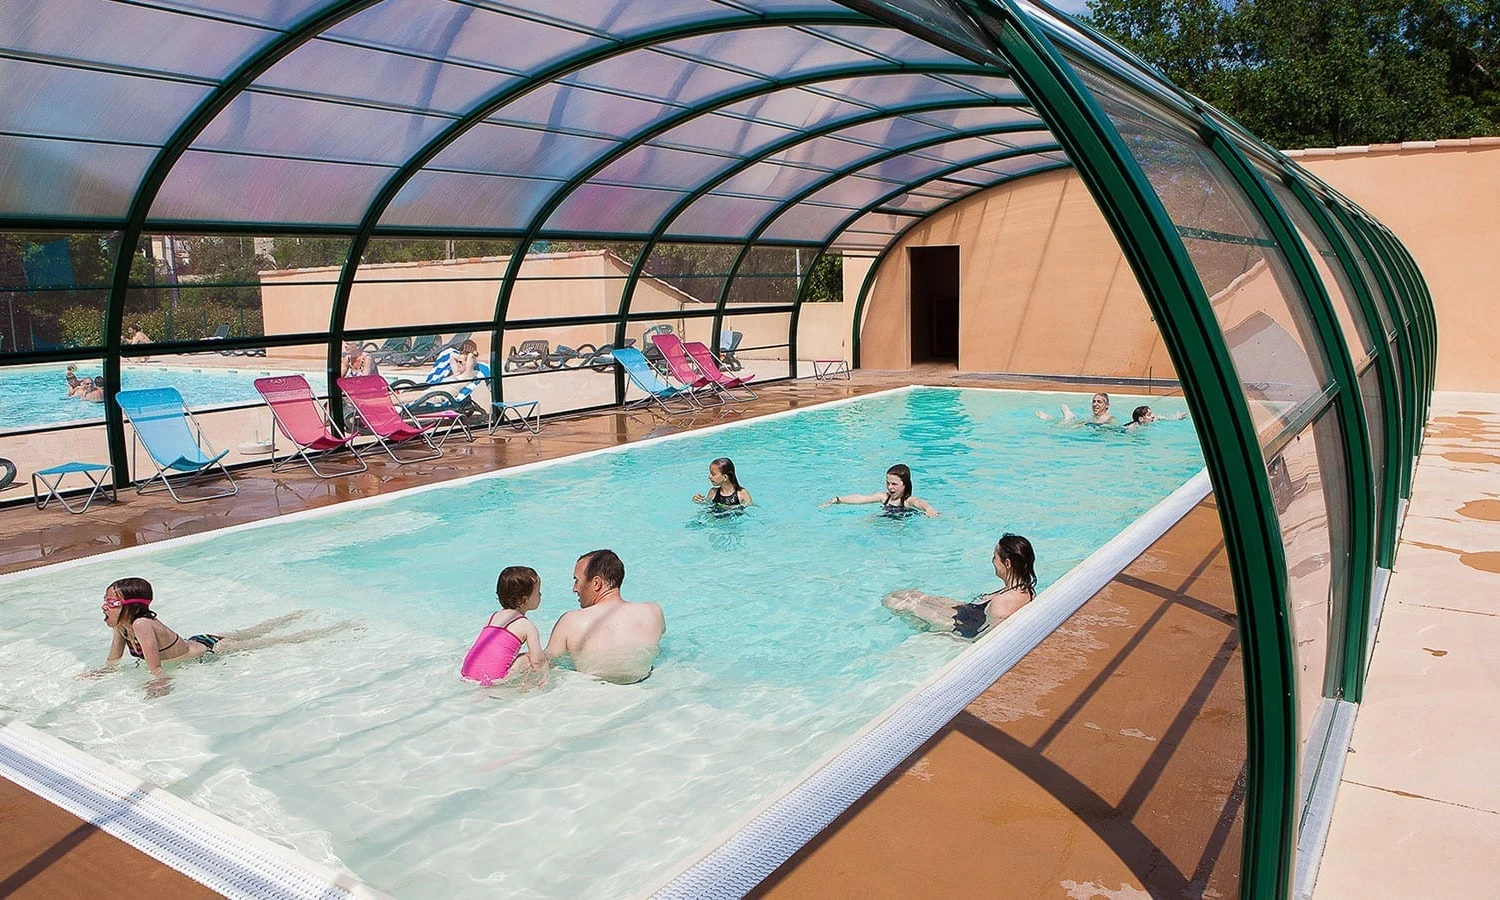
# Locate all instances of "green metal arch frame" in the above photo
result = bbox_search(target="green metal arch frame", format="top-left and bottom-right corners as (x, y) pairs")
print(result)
(951, 2), (1299, 894)
(1324, 200), (1421, 499)
(777, 154), (1073, 374)
(481, 60), (1019, 401)
(1282, 176), (1405, 571)
(1357, 212), (1429, 471)
(703, 131), (1062, 353)
(1369, 224), (1430, 441)
(601, 92), (1034, 398)
(1203, 126), (1377, 702)
(839, 156), (1071, 365)
(321, 9), (878, 418)
(100, 0), (381, 487)
(1370, 222), (1434, 428)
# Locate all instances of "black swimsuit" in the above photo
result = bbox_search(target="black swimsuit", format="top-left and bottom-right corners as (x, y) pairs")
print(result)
(881, 496), (918, 518)
(951, 585), (1024, 639)
(710, 487), (741, 507)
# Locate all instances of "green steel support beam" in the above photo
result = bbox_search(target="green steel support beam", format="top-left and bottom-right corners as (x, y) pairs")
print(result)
(1205, 128), (1377, 703)
(1358, 215), (1429, 466)
(321, 10), (877, 416)
(1374, 225), (1434, 427)
(1282, 178), (1403, 570)
(101, 0), (381, 487)
(1388, 229), (1437, 417)
(1326, 202), (1420, 499)
(705, 133), (1061, 357)
(607, 92), (1036, 389)
(946, 3), (1298, 894)
(480, 62), (1017, 404)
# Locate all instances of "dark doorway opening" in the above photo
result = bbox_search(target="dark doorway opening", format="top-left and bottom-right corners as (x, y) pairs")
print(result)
(909, 245), (960, 365)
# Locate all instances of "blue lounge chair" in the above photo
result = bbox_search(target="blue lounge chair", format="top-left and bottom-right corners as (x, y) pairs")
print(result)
(613, 347), (697, 416)
(116, 387), (238, 503)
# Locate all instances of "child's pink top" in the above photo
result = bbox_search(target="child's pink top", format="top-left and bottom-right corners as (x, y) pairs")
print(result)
(460, 614), (525, 685)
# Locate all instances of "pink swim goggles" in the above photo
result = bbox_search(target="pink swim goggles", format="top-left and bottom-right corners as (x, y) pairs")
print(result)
(103, 595), (151, 608)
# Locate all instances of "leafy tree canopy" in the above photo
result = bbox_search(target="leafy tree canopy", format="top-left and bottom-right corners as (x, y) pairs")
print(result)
(1085, 0), (1500, 147)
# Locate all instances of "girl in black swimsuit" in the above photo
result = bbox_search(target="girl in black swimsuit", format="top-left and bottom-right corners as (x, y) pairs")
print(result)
(693, 457), (752, 509)
(821, 463), (940, 518)
(884, 533), (1037, 638)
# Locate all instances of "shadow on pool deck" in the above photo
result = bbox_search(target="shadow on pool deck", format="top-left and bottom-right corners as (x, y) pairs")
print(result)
(3, 369), (1242, 899)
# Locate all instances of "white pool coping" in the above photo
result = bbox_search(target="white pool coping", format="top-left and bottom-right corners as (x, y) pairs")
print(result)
(0, 383), (1205, 898)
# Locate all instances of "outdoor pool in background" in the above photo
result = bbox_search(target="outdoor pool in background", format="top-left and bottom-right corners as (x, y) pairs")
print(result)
(0, 387), (1204, 898)
(0, 362), (311, 431)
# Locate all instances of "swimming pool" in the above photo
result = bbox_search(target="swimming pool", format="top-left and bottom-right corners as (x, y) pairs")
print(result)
(0, 387), (1203, 898)
(0, 362), (312, 431)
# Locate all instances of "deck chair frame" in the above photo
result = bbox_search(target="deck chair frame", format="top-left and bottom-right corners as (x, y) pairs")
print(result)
(613, 347), (700, 418)
(256, 376), (367, 478)
(338, 375), (443, 464)
(650, 333), (727, 407)
(117, 389), (238, 503)
(684, 341), (757, 401)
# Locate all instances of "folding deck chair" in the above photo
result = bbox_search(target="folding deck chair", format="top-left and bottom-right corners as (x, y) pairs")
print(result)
(254, 375), (367, 478)
(612, 347), (698, 416)
(648, 332), (725, 406)
(115, 387), (238, 503)
(337, 374), (445, 463)
(684, 340), (757, 400)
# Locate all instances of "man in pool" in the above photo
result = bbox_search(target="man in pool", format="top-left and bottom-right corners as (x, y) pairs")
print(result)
(1036, 391), (1117, 427)
(545, 549), (664, 684)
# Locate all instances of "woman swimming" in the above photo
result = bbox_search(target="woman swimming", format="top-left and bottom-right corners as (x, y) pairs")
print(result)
(884, 533), (1036, 638)
(692, 457), (752, 510)
(821, 463), (939, 518)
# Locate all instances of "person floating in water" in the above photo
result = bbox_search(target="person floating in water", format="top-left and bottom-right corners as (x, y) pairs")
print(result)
(1126, 405), (1188, 430)
(461, 565), (547, 685)
(884, 533), (1037, 639)
(692, 457), (752, 510)
(87, 577), (352, 695)
(821, 463), (939, 518)
(545, 550), (664, 685)
(1036, 391), (1117, 427)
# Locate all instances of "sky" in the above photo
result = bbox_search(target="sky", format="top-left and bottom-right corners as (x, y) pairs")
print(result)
(1050, 0), (1091, 13)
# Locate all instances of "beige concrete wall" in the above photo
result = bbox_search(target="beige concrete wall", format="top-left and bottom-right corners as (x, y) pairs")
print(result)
(860, 168), (1173, 380)
(1291, 139), (1500, 391)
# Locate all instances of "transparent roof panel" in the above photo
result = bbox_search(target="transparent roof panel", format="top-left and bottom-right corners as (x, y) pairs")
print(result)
(851, 155), (957, 186)
(428, 124), (617, 179)
(151, 152), (392, 225)
(805, 25), (973, 65)
(2, 0), (271, 80)
(258, 39), (516, 115)
(488, 83), (685, 139)
(834, 116), (955, 149)
(761, 201), (854, 242)
(594, 145), (741, 191)
(667, 194), (786, 239)
(801, 174), (912, 210)
(908, 105), (1040, 131)
(544, 183), (690, 235)
(651, 114), (803, 158)
(848, 0), (1000, 56)
(878, 192), (949, 213)
(0, 58), (209, 145)
(666, 27), (890, 76)
(382, 171), (555, 229)
(482, 0), (754, 37)
(768, 135), (887, 170)
(145, 0), (334, 28)
(192, 93), (452, 166)
(810, 73), (986, 108)
(323, 0), (608, 74)
(716, 162), (831, 199)
(0, 135), (155, 218)
(560, 48), (759, 106)
(716, 89), (871, 132)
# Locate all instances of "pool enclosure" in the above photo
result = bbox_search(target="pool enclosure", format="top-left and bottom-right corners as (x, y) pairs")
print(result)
(0, 0), (1433, 896)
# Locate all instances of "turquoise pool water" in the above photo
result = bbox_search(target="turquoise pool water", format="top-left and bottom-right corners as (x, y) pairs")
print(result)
(0, 387), (1203, 898)
(0, 362), (310, 431)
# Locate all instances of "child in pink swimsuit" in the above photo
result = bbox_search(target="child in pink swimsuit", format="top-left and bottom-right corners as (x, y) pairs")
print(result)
(461, 566), (546, 685)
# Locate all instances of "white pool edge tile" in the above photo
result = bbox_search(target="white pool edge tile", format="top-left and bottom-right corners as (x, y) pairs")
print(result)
(0, 717), (389, 900)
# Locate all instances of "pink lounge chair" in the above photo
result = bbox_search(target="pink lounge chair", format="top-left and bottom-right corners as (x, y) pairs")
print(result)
(648, 332), (724, 406)
(337, 374), (443, 464)
(684, 340), (757, 400)
(255, 375), (367, 478)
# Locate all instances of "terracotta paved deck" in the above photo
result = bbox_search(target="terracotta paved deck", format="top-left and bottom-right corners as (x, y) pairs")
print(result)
(2, 369), (1227, 898)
